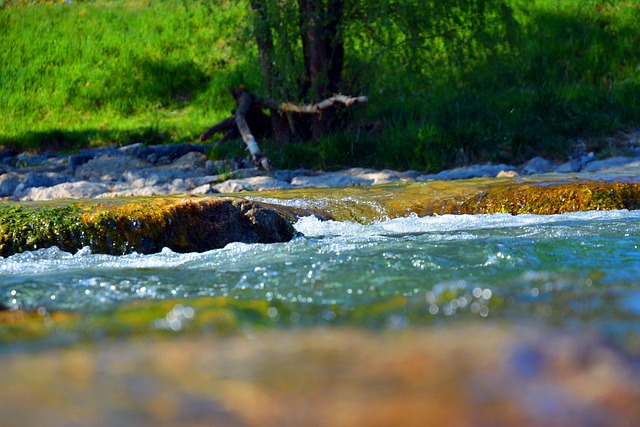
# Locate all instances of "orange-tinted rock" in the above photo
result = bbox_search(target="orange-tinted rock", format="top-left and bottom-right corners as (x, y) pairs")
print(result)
(0, 325), (638, 427)
(0, 197), (295, 256)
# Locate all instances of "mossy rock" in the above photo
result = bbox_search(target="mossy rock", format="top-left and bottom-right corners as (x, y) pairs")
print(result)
(0, 197), (295, 257)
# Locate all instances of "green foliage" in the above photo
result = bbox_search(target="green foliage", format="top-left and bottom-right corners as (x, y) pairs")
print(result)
(2, 0), (640, 170)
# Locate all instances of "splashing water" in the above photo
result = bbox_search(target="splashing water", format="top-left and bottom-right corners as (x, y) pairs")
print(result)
(2, 210), (640, 337)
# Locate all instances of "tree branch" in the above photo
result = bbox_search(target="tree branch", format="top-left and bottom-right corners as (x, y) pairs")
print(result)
(234, 90), (272, 170)
(275, 94), (368, 114)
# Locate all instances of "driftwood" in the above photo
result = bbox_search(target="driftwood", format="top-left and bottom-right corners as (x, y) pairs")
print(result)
(200, 87), (367, 170)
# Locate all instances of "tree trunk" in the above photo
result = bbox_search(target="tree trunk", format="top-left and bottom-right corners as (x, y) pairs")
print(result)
(249, 0), (292, 144)
(296, 0), (346, 140)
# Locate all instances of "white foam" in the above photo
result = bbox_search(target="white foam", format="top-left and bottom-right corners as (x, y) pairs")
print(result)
(293, 210), (639, 239)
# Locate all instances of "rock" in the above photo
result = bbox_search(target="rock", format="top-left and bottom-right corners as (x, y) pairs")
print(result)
(68, 153), (94, 169)
(21, 181), (110, 201)
(1, 325), (637, 427)
(497, 170), (519, 178)
(191, 184), (220, 195)
(75, 155), (150, 182)
(520, 157), (556, 175)
(557, 152), (596, 173)
(273, 169), (314, 183)
(581, 156), (640, 173)
(206, 160), (228, 175)
(13, 172), (73, 197)
(0, 173), (22, 197)
(556, 161), (581, 173)
(171, 151), (207, 170)
(213, 176), (292, 193)
(13, 153), (49, 168)
(290, 171), (372, 188)
(131, 143), (206, 163)
(0, 148), (17, 163)
(0, 197), (295, 256)
(416, 163), (517, 181)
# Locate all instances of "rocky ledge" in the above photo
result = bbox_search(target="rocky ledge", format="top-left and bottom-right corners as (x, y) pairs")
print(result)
(1, 137), (640, 201)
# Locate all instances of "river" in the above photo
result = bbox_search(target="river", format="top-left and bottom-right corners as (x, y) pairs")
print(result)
(3, 209), (640, 344)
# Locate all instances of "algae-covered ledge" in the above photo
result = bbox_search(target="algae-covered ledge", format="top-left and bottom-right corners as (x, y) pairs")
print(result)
(0, 196), (295, 258)
(2, 176), (640, 257)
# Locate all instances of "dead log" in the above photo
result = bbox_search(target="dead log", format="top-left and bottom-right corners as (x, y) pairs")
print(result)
(200, 87), (367, 170)
(234, 89), (272, 171)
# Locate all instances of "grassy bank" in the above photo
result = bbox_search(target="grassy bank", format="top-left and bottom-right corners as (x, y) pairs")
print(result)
(2, 0), (640, 171)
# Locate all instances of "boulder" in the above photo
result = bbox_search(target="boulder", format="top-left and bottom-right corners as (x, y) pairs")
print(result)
(13, 172), (74, 197)
(520, 157), (557, 175)
(416, 163), (517, 181)
(290, 171), (373, 188)
(0, 197), (295, 256)
(75, 155), (150, 182)
(170, 151), (207, 170)
(581, 156), (640, 173)
(20, 181), (110, 201)
(214, 176), (292, 193)
(0, 173), (22, 197)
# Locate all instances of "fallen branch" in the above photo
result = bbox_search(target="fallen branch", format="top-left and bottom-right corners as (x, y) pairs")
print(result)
(200, 88), (367, 170)
(275, 94), (368, 115)
(234, 89), (272, 171)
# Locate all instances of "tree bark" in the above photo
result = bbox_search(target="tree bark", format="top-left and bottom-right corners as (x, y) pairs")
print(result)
(250, 0), (292, 143)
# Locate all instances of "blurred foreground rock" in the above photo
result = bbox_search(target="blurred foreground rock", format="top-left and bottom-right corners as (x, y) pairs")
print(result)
(0, 324), (638, 427)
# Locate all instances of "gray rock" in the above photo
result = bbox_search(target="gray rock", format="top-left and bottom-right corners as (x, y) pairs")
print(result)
(520, 157), (557, 175)
(132, 143), (205, 163)
(416, 163), (517, 181)
(13, 153), (49, 168)
(581, 156), (640, 173)
(0, 173), (22, 197)
(556, 161), (582, 173)
(343, 168), (405, 184)
(171, 151), (207, 170)
(186, 175), (226, 188)
(273, 169), (314, 183)
(213, 176), (292, 193)
(0, 148), (17, 162)
(21, 181), (109, 201)
(13, 172), (74, 197)
(191, 184), (220, 195)
(68, 153), (94, 169)
(75, 155), (150, 182)
(206, 160), (229, 175)
(290, 171), (373, 188)
(23, 172), (73, 189)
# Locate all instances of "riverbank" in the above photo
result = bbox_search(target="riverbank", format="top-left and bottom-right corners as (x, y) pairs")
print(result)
(1, 132), (640, 201)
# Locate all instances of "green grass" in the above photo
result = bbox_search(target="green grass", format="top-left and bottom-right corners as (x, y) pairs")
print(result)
(1, 0), (258, 150)
(2, 0), (640, 171)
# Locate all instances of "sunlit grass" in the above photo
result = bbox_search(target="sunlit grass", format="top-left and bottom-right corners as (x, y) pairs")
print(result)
(2, 0), (640, 170)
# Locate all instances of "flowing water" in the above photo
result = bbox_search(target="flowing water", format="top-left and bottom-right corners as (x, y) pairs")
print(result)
(3, 209), (640, 344)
